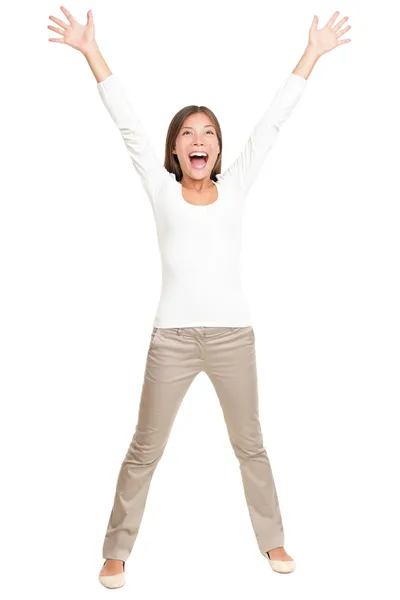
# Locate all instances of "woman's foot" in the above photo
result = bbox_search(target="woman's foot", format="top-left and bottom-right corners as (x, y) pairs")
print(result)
(99, 559), (125, 589)
(264, 546), (296, 574)
(266, 546), (293, 561)
(100, 559), (125, 575)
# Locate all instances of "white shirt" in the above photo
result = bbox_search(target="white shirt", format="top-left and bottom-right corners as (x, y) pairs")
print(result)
(97, 72), (307, 327)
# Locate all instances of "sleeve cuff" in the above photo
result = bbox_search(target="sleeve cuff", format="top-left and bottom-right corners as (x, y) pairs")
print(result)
(97, 73), (116, 88)
(288, 72), (308, 86)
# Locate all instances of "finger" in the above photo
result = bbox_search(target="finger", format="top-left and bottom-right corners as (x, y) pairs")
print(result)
(337, 25), (351, 38)
(337, 38), (351, 45)
(48, 38), (65, 43)
(48, 25), (64, 36)
(49, 16), (68, 29)
(87, 9), (94, 26)
(311, 15), (318, 30)
(333, 16), (348, 33)
(60, 5), (75, 24)
(326, 10), (340, 28)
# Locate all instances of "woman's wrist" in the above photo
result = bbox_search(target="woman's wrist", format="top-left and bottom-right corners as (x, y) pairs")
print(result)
(82, 43), (112, 83)
(82, 41), (100, 58)
(292, 44), (321, 80)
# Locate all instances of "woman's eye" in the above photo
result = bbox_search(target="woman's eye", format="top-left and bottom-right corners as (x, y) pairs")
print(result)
(182, 130), (214, 135)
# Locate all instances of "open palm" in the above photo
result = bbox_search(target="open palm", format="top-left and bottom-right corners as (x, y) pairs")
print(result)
(48, 5), (95, 53)
(309, 11), (352, 57)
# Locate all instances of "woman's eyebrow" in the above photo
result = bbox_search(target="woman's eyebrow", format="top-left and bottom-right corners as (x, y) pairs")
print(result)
(181, 124), (215, 129)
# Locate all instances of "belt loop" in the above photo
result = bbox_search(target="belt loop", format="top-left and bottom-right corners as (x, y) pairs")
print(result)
(177, 328), (181, 335)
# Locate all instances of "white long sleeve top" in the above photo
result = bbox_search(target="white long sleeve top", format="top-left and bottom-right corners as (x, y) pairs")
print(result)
(97, 72), (307, 328)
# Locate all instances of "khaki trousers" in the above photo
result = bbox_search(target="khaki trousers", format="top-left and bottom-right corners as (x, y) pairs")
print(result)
(102, 326), (284, 561)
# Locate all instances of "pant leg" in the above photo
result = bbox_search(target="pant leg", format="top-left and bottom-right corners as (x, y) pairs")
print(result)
(102, 327), (202, 561)
(204, 326), (285, 554)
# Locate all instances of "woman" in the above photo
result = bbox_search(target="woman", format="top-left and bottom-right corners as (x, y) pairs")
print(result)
(48, 7), (351, 588)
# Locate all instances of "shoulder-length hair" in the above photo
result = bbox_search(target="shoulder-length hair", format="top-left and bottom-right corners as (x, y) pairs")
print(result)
(163, 106), (223, 182)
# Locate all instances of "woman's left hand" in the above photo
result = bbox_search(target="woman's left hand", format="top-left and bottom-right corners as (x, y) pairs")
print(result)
(308, 11), (352, 58)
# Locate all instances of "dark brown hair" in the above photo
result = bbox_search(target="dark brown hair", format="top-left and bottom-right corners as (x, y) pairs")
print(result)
(163, 106), (223, 182)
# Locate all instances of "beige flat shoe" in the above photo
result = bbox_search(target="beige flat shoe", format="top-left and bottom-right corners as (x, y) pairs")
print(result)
(99, 560), (126, 589)
(264, 551), (296, 574)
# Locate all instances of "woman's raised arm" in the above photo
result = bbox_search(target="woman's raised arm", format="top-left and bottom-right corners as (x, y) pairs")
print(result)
(48, 7), (169, 210)
(220, 11), (352, 198)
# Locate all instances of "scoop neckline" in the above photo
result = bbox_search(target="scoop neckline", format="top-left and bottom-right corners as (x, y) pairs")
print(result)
(178, 178), (220, 207)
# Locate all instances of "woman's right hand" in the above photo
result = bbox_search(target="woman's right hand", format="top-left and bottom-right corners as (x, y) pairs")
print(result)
(48, 6), (96, 54)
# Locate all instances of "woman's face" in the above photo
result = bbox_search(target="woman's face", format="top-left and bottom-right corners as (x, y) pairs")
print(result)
(173, 111), (220, 181)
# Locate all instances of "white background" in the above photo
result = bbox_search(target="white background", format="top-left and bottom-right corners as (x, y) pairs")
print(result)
(1, 0), (399, 598)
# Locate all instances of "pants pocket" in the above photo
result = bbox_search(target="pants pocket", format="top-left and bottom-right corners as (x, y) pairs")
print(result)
(149, 327), (161, 349)
(230, 326), (255, 343)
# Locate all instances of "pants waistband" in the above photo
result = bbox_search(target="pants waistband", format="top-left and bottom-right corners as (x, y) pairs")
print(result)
(152, 326), (252, 338)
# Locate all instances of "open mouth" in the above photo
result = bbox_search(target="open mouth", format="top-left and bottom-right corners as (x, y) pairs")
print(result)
(188, 152), (209, 170)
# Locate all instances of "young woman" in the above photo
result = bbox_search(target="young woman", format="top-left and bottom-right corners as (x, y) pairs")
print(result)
(48, 6), (351, 589)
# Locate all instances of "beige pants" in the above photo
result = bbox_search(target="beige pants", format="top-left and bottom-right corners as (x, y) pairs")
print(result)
(102, 326), (284, 560)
